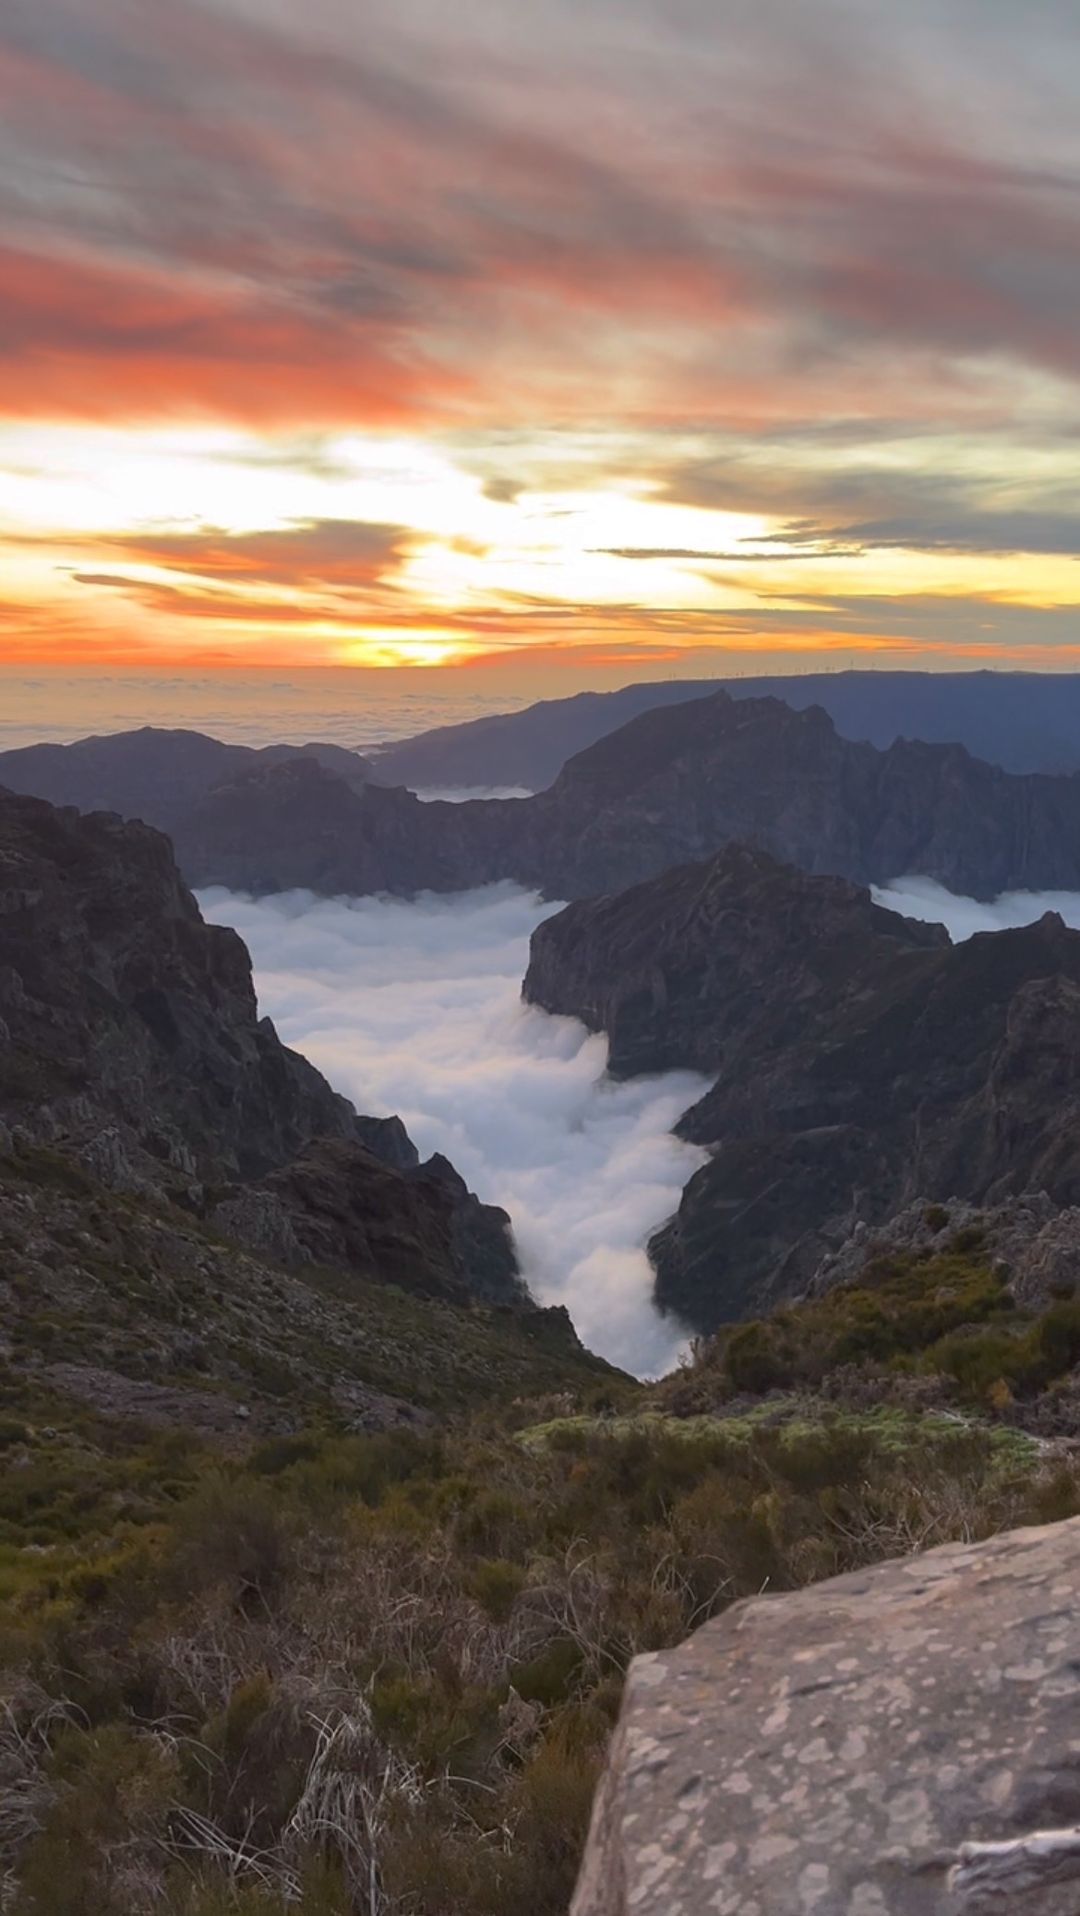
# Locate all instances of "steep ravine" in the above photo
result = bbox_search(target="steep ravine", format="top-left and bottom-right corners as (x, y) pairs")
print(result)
(201, 881), (712, 1376)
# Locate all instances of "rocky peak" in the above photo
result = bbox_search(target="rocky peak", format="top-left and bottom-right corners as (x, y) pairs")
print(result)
(0, 786), (368, 1183)
(524, 842), (947, 1080)
(525, 845), (1080, 1330)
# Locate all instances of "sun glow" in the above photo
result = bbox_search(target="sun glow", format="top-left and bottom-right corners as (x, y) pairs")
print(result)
(4, 414), (1080, 672)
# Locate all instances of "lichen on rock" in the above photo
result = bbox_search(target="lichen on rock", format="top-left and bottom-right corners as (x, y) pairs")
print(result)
(572, 1516), (1080, 1915)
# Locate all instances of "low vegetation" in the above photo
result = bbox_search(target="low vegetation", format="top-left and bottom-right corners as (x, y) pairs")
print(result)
(5, 1230), (1080, 1912)
(2, 1375), (1079, 1912)
(0, 1148), (624, 1421)
(669, 1227), (1080, 1429)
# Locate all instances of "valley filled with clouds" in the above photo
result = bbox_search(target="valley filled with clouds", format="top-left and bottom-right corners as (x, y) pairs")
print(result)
(201, 881), (711, 1376)
(201, 870), (1080, 1378)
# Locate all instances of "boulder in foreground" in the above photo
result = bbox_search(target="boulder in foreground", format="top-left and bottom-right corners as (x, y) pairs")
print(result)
(573, 1516), (1080, 1915)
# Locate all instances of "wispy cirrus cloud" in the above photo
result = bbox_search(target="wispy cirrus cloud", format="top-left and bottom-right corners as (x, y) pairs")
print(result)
(6, 0), (1080, 432)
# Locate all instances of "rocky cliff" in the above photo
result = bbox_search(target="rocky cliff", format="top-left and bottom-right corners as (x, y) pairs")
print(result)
(572, 1516), (1080, 1916)
(0, 786), (519, 1309)
(525, 845), (1080, 1329)
(11, 691), (1080, 904)
(533, 690), (1080, 900)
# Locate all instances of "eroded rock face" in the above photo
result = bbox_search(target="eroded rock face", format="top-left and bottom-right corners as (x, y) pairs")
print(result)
(525, 843), (1080, 1332)
(572, 1517), (1080, 1916)
(211, 1137), (524, 1307)
(0, 787), (519, 1307)
(810, 1193), (1080, 1311)
(0, 785), (367, 1181)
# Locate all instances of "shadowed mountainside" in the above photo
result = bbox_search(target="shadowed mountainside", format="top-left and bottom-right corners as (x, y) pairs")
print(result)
(0, 725), (374, 833)
(0, 785), (523, 1314)
(525, 844), (1080, 1330)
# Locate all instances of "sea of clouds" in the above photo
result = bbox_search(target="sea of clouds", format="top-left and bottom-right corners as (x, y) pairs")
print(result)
(872, 876), (1080, 939)
(413, 786), (533, 803)
(199, 882), (711, 1378)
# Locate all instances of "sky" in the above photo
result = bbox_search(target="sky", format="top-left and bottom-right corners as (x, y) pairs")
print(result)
(4, 0), (1080, 682)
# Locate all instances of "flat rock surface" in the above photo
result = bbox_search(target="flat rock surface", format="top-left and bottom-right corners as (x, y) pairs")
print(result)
(572, 1518), (1080, 1915)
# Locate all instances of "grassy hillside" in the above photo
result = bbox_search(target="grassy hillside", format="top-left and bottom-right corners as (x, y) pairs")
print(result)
(5, 1210), (1080, 1912)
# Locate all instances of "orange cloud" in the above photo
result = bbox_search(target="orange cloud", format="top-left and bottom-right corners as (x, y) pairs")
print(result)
(0, 244), (468, 428)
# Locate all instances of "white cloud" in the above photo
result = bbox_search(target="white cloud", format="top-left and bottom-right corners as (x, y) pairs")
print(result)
(199, 881), (709, 1377)
(412, 786), (534, 802)
(872, 876), (1080, 940)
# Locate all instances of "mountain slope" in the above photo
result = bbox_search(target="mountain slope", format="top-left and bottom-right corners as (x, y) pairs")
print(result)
(533, 691), (1080, 899)
(525, 846), (1080, 1329)
(0, 786), (528, 1322)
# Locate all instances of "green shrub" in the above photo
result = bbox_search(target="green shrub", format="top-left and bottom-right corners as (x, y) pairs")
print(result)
(469, 1557), (527, 1622)
(514, 1639), (585, 1707)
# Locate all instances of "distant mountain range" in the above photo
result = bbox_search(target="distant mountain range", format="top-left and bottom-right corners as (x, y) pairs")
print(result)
(0, 726), (375, 834)
(8, 688), (1080, 903)
(372, 670), (1080, 788)
(525, 844), (1080, 1332)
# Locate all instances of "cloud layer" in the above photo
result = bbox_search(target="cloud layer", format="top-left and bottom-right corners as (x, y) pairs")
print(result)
(873, 876), (1080, 939)
(199, 869), (1080, 1376)
(199, 881), (709, 1376)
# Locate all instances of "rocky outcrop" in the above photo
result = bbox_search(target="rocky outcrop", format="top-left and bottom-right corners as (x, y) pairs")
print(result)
(572, 1516), (1080, 1916)
(0, 786), (519, 1307)
(211, 1138), (523, 1306)
(526, 845), (1080, 1331)
(524, 842), (947, 1081)
(13, 692), (1080, 904)
(810, 1192), (1080, 1311)
(0, 786), (396, 1183)
(0, 1131), (614, 1429)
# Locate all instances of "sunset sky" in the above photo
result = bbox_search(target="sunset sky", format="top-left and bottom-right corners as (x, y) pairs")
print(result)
(4, 0), (1080, 680)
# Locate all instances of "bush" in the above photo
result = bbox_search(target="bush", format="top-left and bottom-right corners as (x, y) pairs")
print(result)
(469, 1557), (527, 1622)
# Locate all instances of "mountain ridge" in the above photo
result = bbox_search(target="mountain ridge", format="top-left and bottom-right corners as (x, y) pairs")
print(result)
(10, 689), (1080, 903)
(524, 844), (1080, 1329)
(371, 668), (1080, 788)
